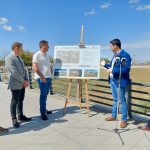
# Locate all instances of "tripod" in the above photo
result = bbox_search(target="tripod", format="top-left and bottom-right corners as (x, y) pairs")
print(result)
(137, 126), (150, 143)
(98, 58), (130, 146)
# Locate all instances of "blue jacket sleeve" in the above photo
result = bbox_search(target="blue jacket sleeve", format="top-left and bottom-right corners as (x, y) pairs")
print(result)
(104, 63), (111, 69)
(104, 59), (112, 69)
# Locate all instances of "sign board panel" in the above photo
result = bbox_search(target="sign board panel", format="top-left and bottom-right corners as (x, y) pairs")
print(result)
(54, 45), (101, 79)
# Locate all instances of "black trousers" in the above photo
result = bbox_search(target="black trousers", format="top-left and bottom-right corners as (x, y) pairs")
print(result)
(10, 88), (25, 119)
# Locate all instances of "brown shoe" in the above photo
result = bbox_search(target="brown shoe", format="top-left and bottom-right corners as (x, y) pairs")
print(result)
(120, 121), (127, 128)
(140, 125), (150, 131)
(105, 116), (116, 121)
(0, 127), (8, 134)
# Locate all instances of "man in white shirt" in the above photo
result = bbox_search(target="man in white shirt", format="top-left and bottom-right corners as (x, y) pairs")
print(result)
(32, 40), (52, 120)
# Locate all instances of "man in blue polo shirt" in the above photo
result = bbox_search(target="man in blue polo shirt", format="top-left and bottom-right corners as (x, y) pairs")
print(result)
(101, 39), (131, 128)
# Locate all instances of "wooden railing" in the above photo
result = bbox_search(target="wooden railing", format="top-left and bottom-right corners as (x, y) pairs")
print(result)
(49, 78), (150, 117)
(3, 67), (150, 118)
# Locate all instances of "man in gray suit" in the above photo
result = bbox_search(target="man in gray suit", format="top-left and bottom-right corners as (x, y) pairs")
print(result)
(5, 42), (31, 128)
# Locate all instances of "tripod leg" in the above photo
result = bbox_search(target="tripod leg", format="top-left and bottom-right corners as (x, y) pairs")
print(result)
(85, 79), (90, 116)
(115, 101), (120, 131)
(76, 79), (82, 109)
(64, 79), (72, 113)
(76, 79), (80, 108)
(137, 126), (150, 143)
(114, 63), (122, 130)
(143, 131), (150, 143)
(117, 131), (125, 145)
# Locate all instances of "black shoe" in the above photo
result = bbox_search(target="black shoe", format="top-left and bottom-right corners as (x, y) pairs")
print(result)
(12, 118), (20, 128)
(18, 114), (32, 122)
(46, 110), (52, 114)
(50, 91), (53, 95)
(0, 127), (8, 134)
(41, 113), (48, 120)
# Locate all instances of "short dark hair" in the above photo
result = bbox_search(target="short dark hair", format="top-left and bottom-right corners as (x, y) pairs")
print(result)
(12, 42), (22, 50)
(39, 40), (48, 48)
(110, 39), (121, 49)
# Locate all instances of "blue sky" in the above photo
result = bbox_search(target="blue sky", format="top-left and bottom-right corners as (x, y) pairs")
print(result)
(0, 0), (150, 62)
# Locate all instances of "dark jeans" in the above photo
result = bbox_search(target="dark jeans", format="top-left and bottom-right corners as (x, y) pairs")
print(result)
(11, 88), (25, 119)
(37, 78), (51, 114)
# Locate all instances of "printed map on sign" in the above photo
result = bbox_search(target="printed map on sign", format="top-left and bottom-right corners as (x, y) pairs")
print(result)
(53, 45), (101, 79)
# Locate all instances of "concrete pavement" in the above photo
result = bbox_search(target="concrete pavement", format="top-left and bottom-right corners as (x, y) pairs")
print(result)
(0, 82), (150, 150)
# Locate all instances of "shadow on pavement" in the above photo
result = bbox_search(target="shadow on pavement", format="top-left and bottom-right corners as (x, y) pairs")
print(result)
(1, 106), (80, 136)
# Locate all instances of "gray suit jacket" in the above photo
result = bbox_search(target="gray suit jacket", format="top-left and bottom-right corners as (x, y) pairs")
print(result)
(5, 52), (28, 90)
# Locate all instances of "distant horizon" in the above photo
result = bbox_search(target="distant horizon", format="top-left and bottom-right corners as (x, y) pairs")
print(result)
(0, 47), (149, 63)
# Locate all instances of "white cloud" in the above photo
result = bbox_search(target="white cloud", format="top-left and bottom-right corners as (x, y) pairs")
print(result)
(145, 32), (150, 35)
(17, 25), (26, 32)
(84, 9), (95, 16)
(0, 17), (12, 31)
(101, 39), (150, 50)
(100, 2), (111, 9)
(101, 46), (109, 50)
(123, 40), (150, 49)
(2, 25), (12, 31)
(0, 16), (26, 32)
(136, 5), (150, 11)
(129, 0), (140, 4)
(0, 17), (8, 25)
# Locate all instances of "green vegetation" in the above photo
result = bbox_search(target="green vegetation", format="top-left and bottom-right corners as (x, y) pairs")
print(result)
(101, 58), (110, 64)
(0, 59), (5, 66)
(21, 51), (34, 66)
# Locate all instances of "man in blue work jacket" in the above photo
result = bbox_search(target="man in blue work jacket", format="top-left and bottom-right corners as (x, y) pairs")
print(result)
(101, 39), (131, 128)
